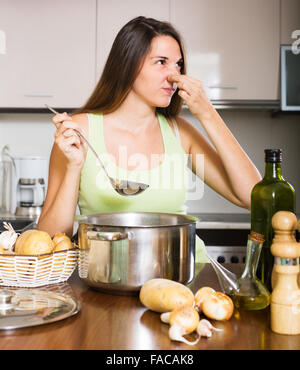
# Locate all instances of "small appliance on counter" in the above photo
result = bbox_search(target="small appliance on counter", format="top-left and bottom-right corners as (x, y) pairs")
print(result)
(11, 156), (48, 218)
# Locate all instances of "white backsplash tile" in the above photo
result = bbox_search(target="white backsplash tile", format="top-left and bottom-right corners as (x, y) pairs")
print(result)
(0, 113), (55, 158)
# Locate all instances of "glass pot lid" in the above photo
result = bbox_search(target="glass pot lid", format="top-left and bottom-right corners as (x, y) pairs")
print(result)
(0, 288), (80, 330)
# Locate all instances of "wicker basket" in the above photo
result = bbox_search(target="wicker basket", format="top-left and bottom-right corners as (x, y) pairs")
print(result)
(0, 248), (79, 287)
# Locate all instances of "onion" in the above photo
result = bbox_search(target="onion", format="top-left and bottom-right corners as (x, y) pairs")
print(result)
(53, 232), (68, 245)
(201, 292), (234, 321)
(194, 286), (215, 312)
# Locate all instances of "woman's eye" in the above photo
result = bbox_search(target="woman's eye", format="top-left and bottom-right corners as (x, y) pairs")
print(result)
(155, 59), (183, 68)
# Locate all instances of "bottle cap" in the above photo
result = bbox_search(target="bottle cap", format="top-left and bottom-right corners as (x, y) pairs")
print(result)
(265, 149), (282, 163)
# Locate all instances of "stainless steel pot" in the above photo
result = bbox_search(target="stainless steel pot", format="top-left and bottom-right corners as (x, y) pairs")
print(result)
(76, 212), (198, 295)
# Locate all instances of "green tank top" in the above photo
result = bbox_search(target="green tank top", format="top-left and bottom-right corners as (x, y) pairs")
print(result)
(78, 112), (189, 215)
(77, 112), (208, 264)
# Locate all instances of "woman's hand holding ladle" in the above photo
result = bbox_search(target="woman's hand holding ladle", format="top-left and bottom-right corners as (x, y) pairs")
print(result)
(46, 105), (149, 196)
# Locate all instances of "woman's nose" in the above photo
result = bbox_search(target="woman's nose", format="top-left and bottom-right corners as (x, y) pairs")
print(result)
(166, 65), (180, 81)
(168, 63), (181, 74)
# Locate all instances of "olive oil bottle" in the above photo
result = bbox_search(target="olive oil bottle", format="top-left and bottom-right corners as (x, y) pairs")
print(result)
(251, 149), (295, 291)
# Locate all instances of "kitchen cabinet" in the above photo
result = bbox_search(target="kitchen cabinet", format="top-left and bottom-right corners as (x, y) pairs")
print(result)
(96, 0), (169, 79)
(170, 0), (280, 100)
(280, 0), (300, 45)
(0, 0), (296, 109)
(0, 0), (96, 108)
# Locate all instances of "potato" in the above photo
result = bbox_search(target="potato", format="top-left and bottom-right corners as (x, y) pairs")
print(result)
(15, 229), (54, 255)
(139, 278), (194, 313)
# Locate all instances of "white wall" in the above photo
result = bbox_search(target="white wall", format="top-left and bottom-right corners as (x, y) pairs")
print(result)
(1, 109), (299, 214)
(182, 110), (300, 213)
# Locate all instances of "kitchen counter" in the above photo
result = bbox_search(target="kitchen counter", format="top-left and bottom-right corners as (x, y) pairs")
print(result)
(191, 212), (300, 230)
(0, 263), (299, 350)
(190, 213), (251, 230)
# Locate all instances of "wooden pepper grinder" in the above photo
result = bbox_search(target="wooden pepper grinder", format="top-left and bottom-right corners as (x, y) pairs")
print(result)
(270, 211), (300, 335)
(298, 219), (300, 288)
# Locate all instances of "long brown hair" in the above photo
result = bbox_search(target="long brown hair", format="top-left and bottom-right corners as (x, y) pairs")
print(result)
(74, 16), (186, 117)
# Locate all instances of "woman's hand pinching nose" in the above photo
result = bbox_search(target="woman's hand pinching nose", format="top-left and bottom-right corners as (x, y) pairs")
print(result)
(167, 74), (179, 83)
(168, 74), (213, 119)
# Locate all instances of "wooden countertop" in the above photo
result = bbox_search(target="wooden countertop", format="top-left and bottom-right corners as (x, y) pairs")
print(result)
(0, 263), (299, 350)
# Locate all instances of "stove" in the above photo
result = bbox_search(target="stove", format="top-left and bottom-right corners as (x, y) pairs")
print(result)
(191, 213), (250, 264)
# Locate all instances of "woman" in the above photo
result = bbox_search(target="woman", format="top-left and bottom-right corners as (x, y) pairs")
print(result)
(38, 16), (261, 262)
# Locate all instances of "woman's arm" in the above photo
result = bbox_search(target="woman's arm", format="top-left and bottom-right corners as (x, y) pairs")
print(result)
(169, 74), (261, 209)
(37, 113), (88, 237)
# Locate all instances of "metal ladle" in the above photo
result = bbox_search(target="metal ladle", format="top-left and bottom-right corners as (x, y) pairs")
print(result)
(45, 105), (149, 196)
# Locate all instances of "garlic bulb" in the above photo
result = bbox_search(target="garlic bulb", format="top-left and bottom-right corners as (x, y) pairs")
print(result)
(169, 324), (199, 346)
(168, 305), (200, 346)
(197, 319), (223, 338)
(0, 222), (19, 251)
(160, 312), (171, 324)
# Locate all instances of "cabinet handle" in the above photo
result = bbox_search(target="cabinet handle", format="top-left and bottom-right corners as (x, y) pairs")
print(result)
(24, 93), (54, 97)
(0, 30), (6, 55)
(208, 85), (238, 89)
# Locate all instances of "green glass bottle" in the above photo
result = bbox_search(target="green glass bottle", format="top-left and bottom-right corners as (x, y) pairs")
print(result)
(251, 149), (295, 291)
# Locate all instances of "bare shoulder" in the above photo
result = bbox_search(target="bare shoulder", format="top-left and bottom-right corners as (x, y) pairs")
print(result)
(170, 115), (205, 154)
(175, 115), (204, 135)
(71, 112), (88, 122)
(70, 112), (89, 135)
(71, 113), (89, 125)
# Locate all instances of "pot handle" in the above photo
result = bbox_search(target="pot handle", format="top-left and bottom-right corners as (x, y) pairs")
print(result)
(86, 230), (129, 241)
